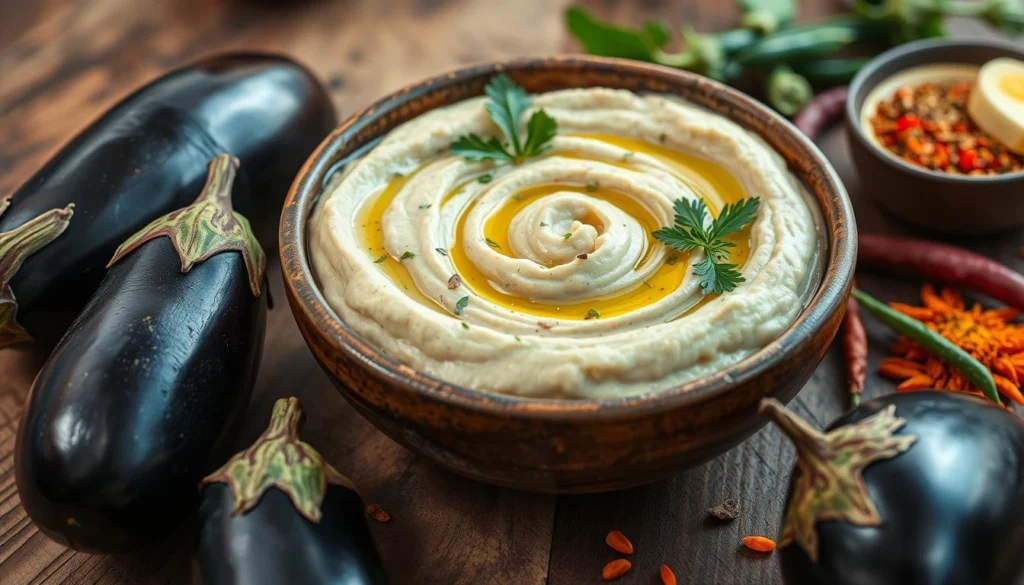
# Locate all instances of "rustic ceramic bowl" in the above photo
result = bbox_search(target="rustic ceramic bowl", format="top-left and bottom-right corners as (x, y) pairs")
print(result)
(281, 56), (856, 493)
(847, 38), (1024, 235)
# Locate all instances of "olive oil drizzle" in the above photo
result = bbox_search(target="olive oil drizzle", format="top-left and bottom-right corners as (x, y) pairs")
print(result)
(354, 134), (752, 321)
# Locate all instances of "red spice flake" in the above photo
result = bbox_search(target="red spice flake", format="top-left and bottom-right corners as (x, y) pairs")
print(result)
(870, 80), (1024, 175)
(577, 253), (588, 260)
(447, 274), (462, 290)
(601, 559), (631, 580)
(537, 321), (553, 330)
(660, 564), (677, 585)
(604, 530), (634, 554)
(742, 535), (777, 553)
(365, 503), (391, 523)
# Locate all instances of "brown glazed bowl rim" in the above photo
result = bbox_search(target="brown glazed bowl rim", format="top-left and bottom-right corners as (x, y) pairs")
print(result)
(281, 55), (856, 421)
(846, 37), (1024, 184)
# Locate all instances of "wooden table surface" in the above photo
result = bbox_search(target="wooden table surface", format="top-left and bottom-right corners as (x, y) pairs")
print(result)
(1, 1), (1021, 583)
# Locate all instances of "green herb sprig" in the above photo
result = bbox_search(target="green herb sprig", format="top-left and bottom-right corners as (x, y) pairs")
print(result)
(450, 75), (557, 164)
(653, 197), (760, 295)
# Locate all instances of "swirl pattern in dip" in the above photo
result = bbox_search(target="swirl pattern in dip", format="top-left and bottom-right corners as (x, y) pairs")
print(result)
(310, 88), (819, 399)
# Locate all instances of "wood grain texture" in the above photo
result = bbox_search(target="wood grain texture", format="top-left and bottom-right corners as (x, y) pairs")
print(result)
(1, 0), (1022, 583)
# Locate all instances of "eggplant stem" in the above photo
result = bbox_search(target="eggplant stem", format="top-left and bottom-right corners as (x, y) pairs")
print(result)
(266, 396), (306, 442)
(201, 397), (358, 524)
(758, 398), (834, 460)
(194, 153), (237, 207)
(0, 201), (75, 348)
(107, 154), (266, 297)
(760, 398), (918, 563)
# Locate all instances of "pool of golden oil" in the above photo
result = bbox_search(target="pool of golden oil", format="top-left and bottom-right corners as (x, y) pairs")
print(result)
(354, 134), (752, 321)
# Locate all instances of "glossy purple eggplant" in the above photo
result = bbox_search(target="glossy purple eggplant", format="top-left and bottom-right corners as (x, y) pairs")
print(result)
(762, 391), (1024, 585)
(15, 156), (267, 553)
(0, 52), (335, 348)
(197, 397), (388, 585)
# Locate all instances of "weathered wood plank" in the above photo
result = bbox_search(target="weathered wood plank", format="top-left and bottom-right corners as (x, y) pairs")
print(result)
(2, 0), (1022, 584)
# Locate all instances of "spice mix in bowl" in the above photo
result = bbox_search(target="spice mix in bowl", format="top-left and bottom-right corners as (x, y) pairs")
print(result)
(847, 39), (1024, 235)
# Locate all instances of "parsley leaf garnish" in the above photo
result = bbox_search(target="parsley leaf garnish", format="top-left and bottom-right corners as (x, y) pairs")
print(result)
(652, 197), (760, 295)
(450, 74), (557, 164)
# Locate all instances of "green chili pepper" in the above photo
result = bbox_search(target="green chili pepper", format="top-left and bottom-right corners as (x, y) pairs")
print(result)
(792, 57), (872, 87)
(852, 289), (1002, 406)
(765, 65), (813, 117)
(714, 28), (760, 55)
(733, 19), (889, 67)
(734, 26), (854, 66)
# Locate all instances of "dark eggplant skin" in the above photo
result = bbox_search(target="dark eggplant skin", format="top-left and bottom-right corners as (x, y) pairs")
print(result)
(198, 485), (388, 585)
(14, 157), (267, 553)
(774, 392), (1024, 585)
(0, 52), (334, 342)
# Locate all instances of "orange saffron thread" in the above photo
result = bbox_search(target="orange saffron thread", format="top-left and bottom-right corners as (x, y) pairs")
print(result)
(602, 559), (632, 580)
(660, 563), (677, 585)
(742, 535), (777, 552)
(604, 530), (634, 554)
(881, 284), (1024, 405)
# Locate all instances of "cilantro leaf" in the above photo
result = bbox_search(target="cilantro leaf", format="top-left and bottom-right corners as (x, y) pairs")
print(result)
(710, 197), (760, 241)
(521, 110), (557, 158)
(450, 75), (557, 164)
(450, 134), (514, 162)
(484, 74), (531, 157)
(652, 196), (760, 295)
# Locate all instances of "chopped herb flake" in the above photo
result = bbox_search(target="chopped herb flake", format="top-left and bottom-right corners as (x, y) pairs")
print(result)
(622, 151), (635, 161)
(586, 309), (601, 320)
(373, 254), (388, 263)
(435, 247), (449, 256)
(585, 180), (599, 193)
(454, 296), (470, 315)
(419, 204), (432, 209)
(478, 173), (493, 184)
(666, 254), (679, 266)
(399, 251), (416, 261)
(485, 238), (501, 249)
(462, 322), (470, 330)
(563, 233), (573, 240)
(658, 133), (667, 143)
(540, 222), (548, 227)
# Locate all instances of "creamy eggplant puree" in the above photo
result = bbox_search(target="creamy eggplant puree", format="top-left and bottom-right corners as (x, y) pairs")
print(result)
(310, 88), (818, 399)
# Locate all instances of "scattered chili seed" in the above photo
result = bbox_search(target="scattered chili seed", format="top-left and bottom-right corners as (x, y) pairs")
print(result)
(602, 559), (632, 580)
(742, 535), (776, 552)
(604, 530), (634, 554)
(708, 498), (741, 520)
(660, 564), (677, 585)
(870, 80), (1024, 175)
(366, 504), (391, 523)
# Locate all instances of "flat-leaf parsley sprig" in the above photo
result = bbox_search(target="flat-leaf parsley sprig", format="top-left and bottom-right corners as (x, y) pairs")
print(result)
(450, 75), (557, 164)
(652, 197), (760, 295)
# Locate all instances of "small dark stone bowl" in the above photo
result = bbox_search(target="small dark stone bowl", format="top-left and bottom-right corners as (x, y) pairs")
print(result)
(281, 56), (856, 493)
(847, 38), (1024, 236)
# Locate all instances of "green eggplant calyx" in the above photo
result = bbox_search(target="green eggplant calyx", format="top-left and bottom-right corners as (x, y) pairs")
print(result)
(107, 154), (266, 297)
(759, 398), (918, 563)
(0, 198), (75, 348)
(200, 397), (358, 524)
